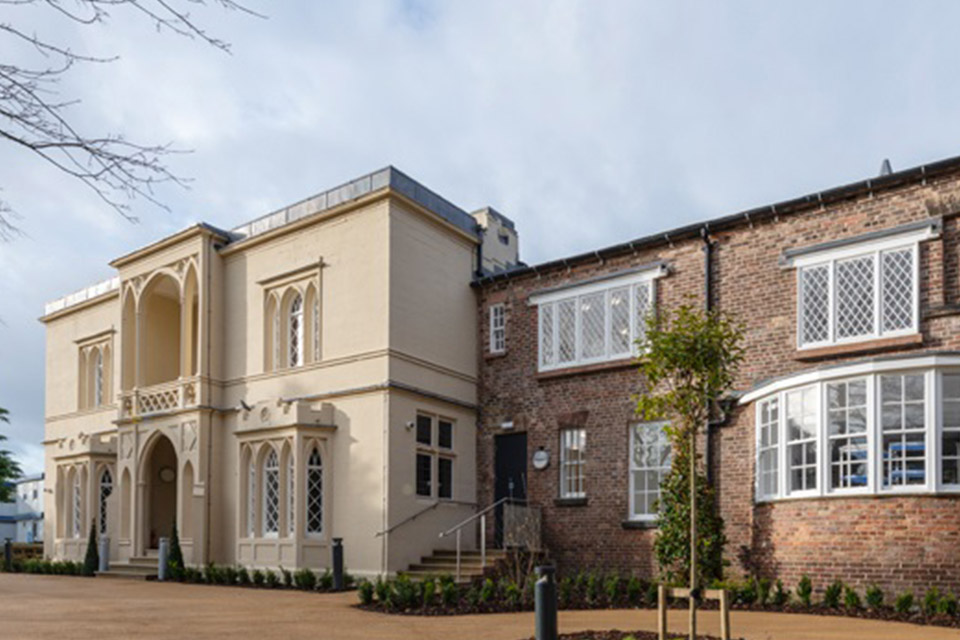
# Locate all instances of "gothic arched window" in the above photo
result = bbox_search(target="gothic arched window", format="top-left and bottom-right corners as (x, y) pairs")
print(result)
(288, 294), (304, 368)
(305, 446), (323, 535)
(262, 450), (279, 537)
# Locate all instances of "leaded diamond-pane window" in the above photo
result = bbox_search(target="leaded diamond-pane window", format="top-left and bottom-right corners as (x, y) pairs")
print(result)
(306, 447), (323, 535)
(289, 294), (304, 368)
(797, 244), (917, 348)
(882, 248), (914, 332)
(286, 453), (295, 537)
(94, 350), (104, 407)
(73, 474), (82, 539)
(98, 468), (112, 535)
(800, 265), (830, 345)
(536, 271), (659, 371)
(247, 458), (256, 537)
(835, 256), (875, 339)
(262, 450), (279, 536)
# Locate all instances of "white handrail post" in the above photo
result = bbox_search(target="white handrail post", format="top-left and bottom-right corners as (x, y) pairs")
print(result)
(480, 514), (486, 569)
(456, 528), (462, 582)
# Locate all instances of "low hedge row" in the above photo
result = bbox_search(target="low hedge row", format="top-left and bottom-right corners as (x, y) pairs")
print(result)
(2, 558), (93, 577)
(170, 562), (354, 592)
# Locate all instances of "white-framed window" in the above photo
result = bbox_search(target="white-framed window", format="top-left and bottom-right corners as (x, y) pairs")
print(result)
(629, 421), (671, 521)
(827, 379), (869, 491)
(288, 294), (304, 367)
(532, 267), (662, 372)
(286, 453), (295, 537)
(750, 360), (958, 503)
(306, 446), (323, 535)
(793, 239), (921, 349)
(262, 449), (280, 537)
(756, 398), (779, 500)
(415, 414), (456, 500)
(559, 428), (586, 499)
(98, 468), (112, 535)
(489, 303), (506, 353)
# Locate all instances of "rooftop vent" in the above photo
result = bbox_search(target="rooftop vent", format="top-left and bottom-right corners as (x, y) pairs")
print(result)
(879, 158), (893, 176)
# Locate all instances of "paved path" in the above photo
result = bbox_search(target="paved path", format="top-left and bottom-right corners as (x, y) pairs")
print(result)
(1, 574), (958, 640)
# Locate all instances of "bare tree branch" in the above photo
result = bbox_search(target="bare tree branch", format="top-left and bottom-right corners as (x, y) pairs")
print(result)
(0, 0), (263, 236)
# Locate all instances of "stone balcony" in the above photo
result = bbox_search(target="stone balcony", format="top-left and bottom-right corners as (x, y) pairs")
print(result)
(119, 376), (200, 420)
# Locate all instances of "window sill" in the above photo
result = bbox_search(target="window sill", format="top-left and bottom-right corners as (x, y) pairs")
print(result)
(537, 358), (637, 381)
(484, 351), (507, 361)
(621, 519), (658, 530)
(794, 333), (922, 361)
(554, 497), (588, 507)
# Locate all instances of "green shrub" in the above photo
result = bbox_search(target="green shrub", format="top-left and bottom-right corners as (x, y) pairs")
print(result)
(280, 566), (293, 588)
(375, 577), (390, 603)
(504, 581), (522, 609)
(646, 581), (660, 607)
(316, 568), (333, 591)
(865, 585), (884, 610)
(358, 579), (375, 605)
(265, 569), (280, 588)
(772, 580), (789, 606)
(626, 577), (643, 606)
(389, 575), (417, 610)
(923, 587), (941, 617)
(185, 566), (204, 584)
(894, 592), (914, 614)
(441, 580), (458, 607)
(823, 580), (843, 609)
(465, 585), (480, 607)
(479, 578), (497, 604)
(236, 566), (250, 586)
(222, 566), (238, 585)
(167, 523), (184, 581)
(585, 573), (601, 605)
(558, 577), (573, 609)
(422, 579), (436, 607)
(757, 577), (771, 606)
(344, 572), (356, 589)
(604, 573), (621, 606)
(796, 576), (813, 607)
(843, 586), (861, 610)
(204, 563), (220, 584)
(293, 568), (316, 591)
(82, 521), (99, 576)
(737, 577), (758, 605)
(938, 592), (957, 616)
(252, 569), (265, 587)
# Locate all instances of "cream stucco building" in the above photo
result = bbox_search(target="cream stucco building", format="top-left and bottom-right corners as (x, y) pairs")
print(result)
(41, 168), (518, 577)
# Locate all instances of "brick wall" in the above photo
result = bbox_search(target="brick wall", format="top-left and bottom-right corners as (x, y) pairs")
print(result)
(477, 167), (960, 591)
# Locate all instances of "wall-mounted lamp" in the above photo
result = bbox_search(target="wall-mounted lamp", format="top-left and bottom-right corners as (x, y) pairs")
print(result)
(405, 420), (416, 431)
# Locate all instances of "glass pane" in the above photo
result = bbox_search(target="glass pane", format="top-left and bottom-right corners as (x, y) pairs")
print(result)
(416, 415), (432, 445)
(580, 292), (606, 359)
(438, 420), (453, 449)
(835, 256), (875, 338)
(438, 458), (453, 499)
(905, 374), (925, 401)
(416, 453), (432, 496)
(558, 299), (576, 363)
(944, 401), (960, 429)
(904, 404), (925, 430)
(944, 374), (960, 399)
(881, 376), (902, 402)
(848, 408), (867, 433)
(609, 287), (631, 355)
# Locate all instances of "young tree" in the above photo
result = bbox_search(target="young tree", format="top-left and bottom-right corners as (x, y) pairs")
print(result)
(83, 519), (99, 576)
(167, 521), (185, 581)
(0, 408), (22, 502)
(635, 302), (744, 640)
(0, 0), (261, 239)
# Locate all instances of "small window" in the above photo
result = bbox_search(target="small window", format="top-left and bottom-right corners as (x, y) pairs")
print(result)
(438, 420), (453, 449)
(559, 428), (586, 499)
(416, 415), (432, 446)
(438, 458), (453, 500)
(489, 304), (506, 353)
(416, 453), (432, 497)
(630, 422), (671, 520)
(498, 231), (510, 246)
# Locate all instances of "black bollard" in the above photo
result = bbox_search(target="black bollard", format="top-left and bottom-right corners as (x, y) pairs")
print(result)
(535, 565), (558, 640)
(332, 537), (344, 591)
(3, 538), (11, 572)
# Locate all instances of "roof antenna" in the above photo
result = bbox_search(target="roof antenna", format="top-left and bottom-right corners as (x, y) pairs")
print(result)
(879, 158), (893, 176)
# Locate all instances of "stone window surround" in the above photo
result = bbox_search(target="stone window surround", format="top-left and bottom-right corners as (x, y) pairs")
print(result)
(743, 353), (960, 503)
(261, 264), (322, 373)
(415, 412), (456, 501)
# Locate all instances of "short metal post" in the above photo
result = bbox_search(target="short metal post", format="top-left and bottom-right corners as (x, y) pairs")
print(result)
(658, 585), (667, 640)
(98, 536), (110, 573)
(455, 528), (462, 583)
(332, 537), (344, 591)
(480, 515), (486, 569)
(157, 537), (169, 581)
(720, 589), (731, 640)
(534, 565), (557, 640)
(3, 538), (11, 572)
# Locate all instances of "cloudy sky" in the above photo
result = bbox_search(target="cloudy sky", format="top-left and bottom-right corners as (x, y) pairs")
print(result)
(3, 1), (960, 474)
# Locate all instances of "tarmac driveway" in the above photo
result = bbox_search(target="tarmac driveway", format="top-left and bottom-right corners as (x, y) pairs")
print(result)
(0, 573), (958, 640)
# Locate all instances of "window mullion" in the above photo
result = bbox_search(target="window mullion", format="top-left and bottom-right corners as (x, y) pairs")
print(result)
(873, 252), (882, 338)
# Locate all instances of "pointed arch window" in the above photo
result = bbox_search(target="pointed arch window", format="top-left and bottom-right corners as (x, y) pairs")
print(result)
(286, 452), (295, 537)
(246, 455), (256, 537)
(289, 294), (304, 368)
(99, 468), (113, 535)
(72, 473), (82, 538)
(94, 349), (104, 407)
(262, 450), (280, 537)
(306, 446), (323, 535)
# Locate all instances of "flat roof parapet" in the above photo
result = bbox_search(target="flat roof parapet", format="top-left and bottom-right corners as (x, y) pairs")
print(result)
(43, 277), (119, 317)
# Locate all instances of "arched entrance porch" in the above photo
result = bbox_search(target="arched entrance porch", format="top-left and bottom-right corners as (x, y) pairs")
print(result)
(141, 434), (178, 550)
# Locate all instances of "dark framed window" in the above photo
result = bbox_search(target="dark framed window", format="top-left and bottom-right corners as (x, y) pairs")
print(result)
(416, 415), (432, 446)
(438, 457), (453, 500)
(416, 453), (432, 497)
(438, 420), (453, 449)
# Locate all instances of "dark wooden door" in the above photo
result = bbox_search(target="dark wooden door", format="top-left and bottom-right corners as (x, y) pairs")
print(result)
(494, 431), (527, 546)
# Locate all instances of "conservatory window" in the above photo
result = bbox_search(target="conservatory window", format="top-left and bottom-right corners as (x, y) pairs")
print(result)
(629, 422), (671, 521)
(533, 267), (662, 372)
(942, 374), (960, 486)
(827, 379), (869, 491)
(262, 450), (280, 537)
(756, 398), (779, 499)
(786, 386), (818, 493)
(880, 373), (926, 488)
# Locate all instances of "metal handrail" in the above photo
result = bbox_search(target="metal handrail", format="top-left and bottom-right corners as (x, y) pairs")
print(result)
(374, 499), (476, 538)
(437, 496), (527, 582)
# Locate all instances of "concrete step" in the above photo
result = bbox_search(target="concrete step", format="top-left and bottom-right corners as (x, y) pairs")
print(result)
(408, 562), (491, 573)
(398, 570), (477, 584)
(96, 567), (158, 581)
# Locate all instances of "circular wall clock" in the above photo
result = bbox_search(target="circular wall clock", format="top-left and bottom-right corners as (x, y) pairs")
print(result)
(159, 467), (176, 483)
(532, 448), (550, 471)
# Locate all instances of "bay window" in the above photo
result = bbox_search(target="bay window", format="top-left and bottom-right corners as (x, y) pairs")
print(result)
(532, 265), (665, 372)
(748, 358), (960, 502)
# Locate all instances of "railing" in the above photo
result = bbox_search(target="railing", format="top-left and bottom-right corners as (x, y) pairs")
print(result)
(374, 499), (476, 538)
(119, 377), (199, 419)
(438, 497), (540, 582)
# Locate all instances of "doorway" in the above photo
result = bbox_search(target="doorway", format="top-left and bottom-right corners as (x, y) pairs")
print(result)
(145, 435), (177, 550)
(493, 431), (527, 547)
